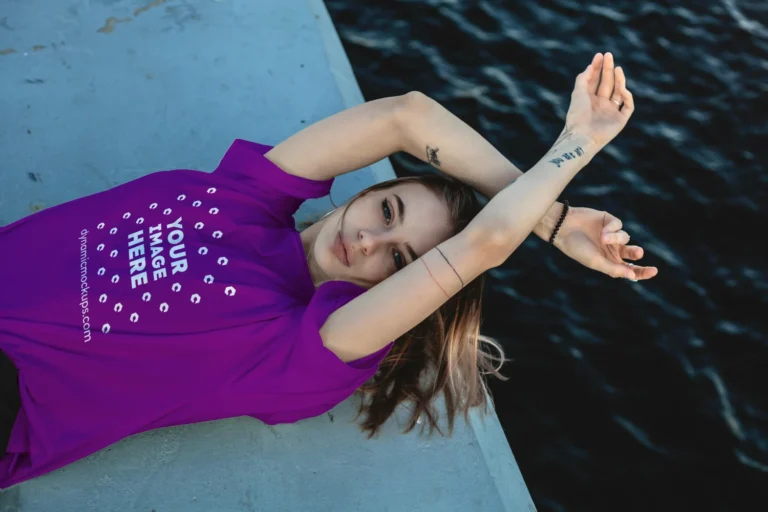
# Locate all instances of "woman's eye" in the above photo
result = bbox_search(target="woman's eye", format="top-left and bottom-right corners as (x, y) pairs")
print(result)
(382, 199), (392, 225)
(393, 250), (404, 270)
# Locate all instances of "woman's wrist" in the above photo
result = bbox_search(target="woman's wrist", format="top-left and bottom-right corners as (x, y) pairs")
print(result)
(533, 202), (567, 242)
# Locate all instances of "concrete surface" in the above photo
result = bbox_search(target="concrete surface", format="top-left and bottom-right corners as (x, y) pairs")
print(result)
(0, 0), (537, 510)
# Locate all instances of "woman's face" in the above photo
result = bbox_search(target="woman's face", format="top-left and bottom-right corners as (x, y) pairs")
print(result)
(311, 182), (454, 288)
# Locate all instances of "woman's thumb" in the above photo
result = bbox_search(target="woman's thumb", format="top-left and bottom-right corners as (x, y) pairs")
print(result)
(572, 64), (592, 95)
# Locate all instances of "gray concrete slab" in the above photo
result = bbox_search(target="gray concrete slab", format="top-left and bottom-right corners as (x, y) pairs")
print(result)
(0, 1), (536, 510)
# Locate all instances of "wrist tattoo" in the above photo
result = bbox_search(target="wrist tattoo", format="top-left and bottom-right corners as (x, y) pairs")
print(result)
(548, 146), (585, 168)
(426, 145), (442, 167)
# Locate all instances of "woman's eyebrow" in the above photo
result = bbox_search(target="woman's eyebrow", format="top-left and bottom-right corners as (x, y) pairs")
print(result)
(394, 193), (406, 225)
(394, 193), (419, 262)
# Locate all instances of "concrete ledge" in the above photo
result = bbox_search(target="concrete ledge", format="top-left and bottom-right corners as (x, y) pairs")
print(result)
(0, 0), (535, 510)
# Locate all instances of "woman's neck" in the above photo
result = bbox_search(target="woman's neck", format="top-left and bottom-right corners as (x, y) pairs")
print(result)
(300, 218), (330, 287)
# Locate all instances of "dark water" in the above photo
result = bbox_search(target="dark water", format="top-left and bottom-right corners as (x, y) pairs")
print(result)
(326, 1), (767, 510)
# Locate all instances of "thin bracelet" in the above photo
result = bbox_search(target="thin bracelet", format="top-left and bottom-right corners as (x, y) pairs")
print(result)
(435, 247), (464, 288)
(548, 200), (569, 246)
(421, 259), (450, 298)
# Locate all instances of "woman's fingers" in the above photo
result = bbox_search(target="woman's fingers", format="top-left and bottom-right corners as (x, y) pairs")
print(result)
(601, 213), (623, 234)
(614, 67), (635, 118)
(597, 52), (615, 99)
(602, 230), (630, 245)
(587, 53), (603, 94)
(619, 244), (644, 261)
(623, 262), (659, 281)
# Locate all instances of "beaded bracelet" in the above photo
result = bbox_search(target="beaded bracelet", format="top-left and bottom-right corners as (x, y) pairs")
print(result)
(548, 200), (569, 246)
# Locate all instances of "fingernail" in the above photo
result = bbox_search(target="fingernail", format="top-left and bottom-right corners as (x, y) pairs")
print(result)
(628, 272), (637, 280)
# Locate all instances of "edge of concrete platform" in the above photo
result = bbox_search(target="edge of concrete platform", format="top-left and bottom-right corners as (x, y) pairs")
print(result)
(306, 0), (396, 184)
(307, 1), (536, 510)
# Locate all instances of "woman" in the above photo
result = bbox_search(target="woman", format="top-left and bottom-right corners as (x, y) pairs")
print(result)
(0, 52), (656, 489)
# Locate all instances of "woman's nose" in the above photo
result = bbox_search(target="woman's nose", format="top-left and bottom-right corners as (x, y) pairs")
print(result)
(358, 229), (390, 255)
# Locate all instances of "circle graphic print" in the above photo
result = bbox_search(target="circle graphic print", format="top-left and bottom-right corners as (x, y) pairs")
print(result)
(114, 303), (122, 313)
(110, 227), (117, 235)
(191, 294), (201, 304)
(111, 275), (119, 284)
(204, 275), (214, 284)
(136, 217), (144, 225)
(193, 200), (201, 207)
(177, 194), (186, 201)
(207, 187), (216, 194)
(195, 222), (204, 230)
(225, 286), (236, 297)
(130, 313), (139, 323)
(123, 212), (131, 219)
(160, 303), (169, 313)
(97, 244), (105, 251)
(198, 247), (208, 255)
(150, 203), (158, 209)
(217, 257), (228, 266)
(98, 268), (106, 276)
(209, 208), (219, 215)
(142, 292), (152, 302)
(163, 208), (172, 216)
(172, 283), (181, 292)
(102, 324), (110, 334)
(97, 222), (105, 229)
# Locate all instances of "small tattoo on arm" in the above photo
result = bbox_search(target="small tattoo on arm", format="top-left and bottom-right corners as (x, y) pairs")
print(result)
(426, 145), (441, 167)
(548, 146), (584, 168)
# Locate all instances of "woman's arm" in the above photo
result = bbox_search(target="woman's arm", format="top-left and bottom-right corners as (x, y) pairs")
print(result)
(395, 91), (566, 241)
(321, 55), (636, 361)
(321, 130), (598, 362)
(263, 93), (562, 240)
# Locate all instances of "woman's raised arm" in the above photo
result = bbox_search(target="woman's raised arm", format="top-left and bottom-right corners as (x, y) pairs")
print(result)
(321, 57), (635, 362)
(263, 87), (564, 240)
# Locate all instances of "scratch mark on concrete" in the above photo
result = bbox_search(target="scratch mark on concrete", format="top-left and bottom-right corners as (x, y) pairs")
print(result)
(0, 48), (16, 55)
(33, 45), (46, 51)
(135, 0), (168, 17)
(30, 202), (46, 212)
(25, 78), (45, 84)
(27, 172), (43, 183)
(327, 412), (334, 422)
(97, 16), (132, 34)
(0, 17), (14, 31)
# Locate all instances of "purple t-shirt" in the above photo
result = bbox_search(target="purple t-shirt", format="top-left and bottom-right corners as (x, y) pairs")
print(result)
(0, 139), (394, 489)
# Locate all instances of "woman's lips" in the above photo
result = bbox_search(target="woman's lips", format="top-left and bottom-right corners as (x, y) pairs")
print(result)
(334, 231), (350, 266)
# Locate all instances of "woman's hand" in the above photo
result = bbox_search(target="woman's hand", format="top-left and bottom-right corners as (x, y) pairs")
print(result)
(553, 206), (658, 282)
(563, 52), (635, 148)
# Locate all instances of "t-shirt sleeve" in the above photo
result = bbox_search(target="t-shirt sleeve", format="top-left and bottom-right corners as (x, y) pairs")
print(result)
(212, 139), (334, 226)
(288, 280), (395, 392)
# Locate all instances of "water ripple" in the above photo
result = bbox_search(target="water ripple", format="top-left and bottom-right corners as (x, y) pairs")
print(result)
(721, 0), (768, 39)
(703, 367), (746, 442)
(614, 415), (670, 455)
(734, 449), (768, 472)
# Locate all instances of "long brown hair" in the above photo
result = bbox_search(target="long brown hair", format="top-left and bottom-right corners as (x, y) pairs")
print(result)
(303, 174), (509, 438)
